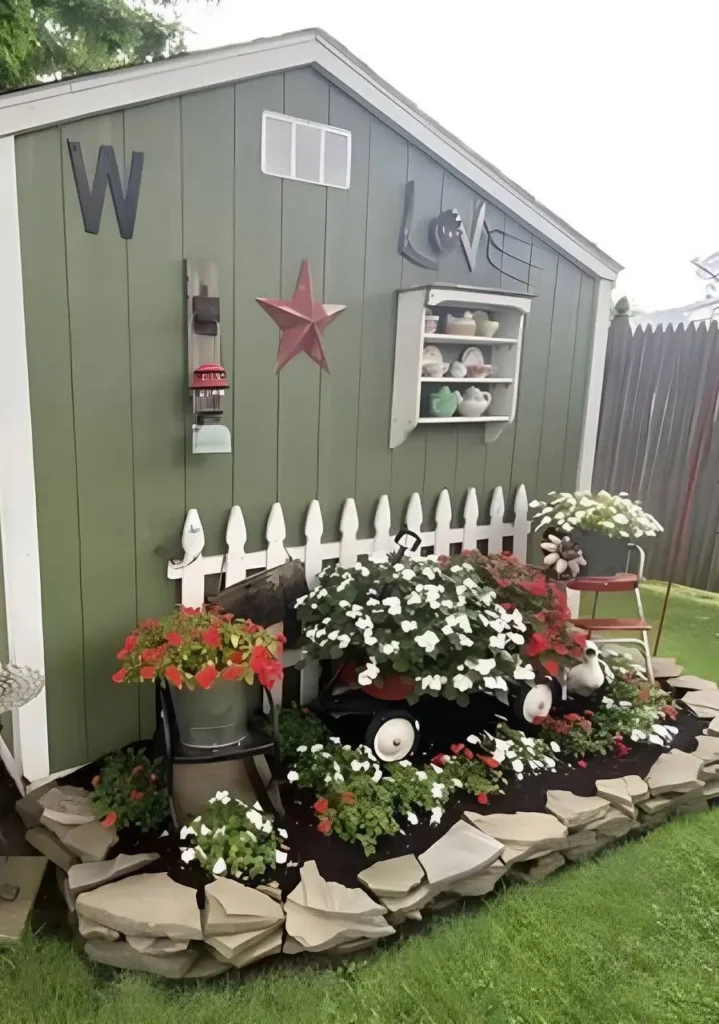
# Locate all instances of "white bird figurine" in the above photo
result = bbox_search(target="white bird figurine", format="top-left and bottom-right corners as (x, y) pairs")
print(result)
(564, 641), (606, 698)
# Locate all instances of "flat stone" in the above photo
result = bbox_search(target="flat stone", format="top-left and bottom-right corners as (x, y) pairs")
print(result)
(545, 791), (609, 831)
(673, 798), (709, 818)
(84, 938), (199, 978)
(256, 882), (283, 903)
(358, 854), (425, 898)
(329, 936), (383, 955)
(68, 852), (160, 895)
(593, 806), (634, 839)
(682, 688), (719, 719)
(184, 954), (232, 979)
(511, 851), (566, 883)
(126, 935), (189, 955)
(63, 821), (117, 863)
(14, 782), (56, 831)
(419, 820), (504, 889)
(704, 779), (719, 799)
(78, 915), (120, 941)
(206, 924), (283, 967)
(202, 878), (284, 937)
(76, 873), (202, 940)
(672, 675), (717, 691)
(447, 860), (508, 898)
(25, 827), (78, 872)
(284, 902), (394, 954)
(56, 866), (75, 912)
(645, 749), (706, 796)
(286, 861), (388, 920)
(595, 776), (648, 816)
(0, 857), (48, 944)
(640, 789), (706, 817)
(39, 813), (76, 841)
(652, 658), (683, 679)
(689, 735), (719, 772)
(705, 717), (719, 737)
(465, 811), (567, 865)
(37, 786), (96, 826)
(380, 882), (433, 925)
(564, 832), (606, 862)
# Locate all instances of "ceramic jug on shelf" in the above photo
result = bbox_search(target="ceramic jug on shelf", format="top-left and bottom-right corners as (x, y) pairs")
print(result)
(458, 386), (492, 418)
(429, 386), (461, 417)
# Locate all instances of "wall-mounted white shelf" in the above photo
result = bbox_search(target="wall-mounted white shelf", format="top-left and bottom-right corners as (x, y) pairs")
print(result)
(390, 285), (532, 448)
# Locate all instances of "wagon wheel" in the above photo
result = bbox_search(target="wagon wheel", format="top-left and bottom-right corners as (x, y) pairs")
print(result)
(511, 679), (555, 724)
(365, 710), (420, 762)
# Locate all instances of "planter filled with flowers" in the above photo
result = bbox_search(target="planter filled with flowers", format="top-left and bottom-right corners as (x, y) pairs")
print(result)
(530, 489), (663, 577)
(113, 606), (284, 750)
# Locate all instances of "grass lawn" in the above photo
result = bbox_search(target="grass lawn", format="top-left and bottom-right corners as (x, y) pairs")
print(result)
(580, 579), (719, 682)
(1, 581), (717, 1024)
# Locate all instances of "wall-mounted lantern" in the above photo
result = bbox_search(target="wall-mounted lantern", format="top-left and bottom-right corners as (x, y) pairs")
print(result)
(185, 260), (232, 455)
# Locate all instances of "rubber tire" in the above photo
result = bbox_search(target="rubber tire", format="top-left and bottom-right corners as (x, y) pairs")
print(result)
(511, 680), (554, 724)
(365, 711), (419, 763)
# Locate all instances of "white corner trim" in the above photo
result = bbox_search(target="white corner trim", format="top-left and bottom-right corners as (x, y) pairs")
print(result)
(0, 135), (50, 785)
(0, 731), (25, 794)
(577, 278), (614, 491)
(0, 30), (620, 279)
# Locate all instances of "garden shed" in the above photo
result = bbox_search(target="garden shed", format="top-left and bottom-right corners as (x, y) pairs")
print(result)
(0, 28), (620, 787)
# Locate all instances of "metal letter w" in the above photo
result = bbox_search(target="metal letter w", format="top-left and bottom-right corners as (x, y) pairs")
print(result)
(66, 141), (144, 240)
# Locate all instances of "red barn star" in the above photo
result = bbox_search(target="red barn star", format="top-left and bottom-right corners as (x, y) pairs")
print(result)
(256, 260), (346, 373)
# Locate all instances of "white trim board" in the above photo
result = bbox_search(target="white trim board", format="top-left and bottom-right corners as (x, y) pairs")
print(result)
(0, 29), (620, 281)
(0, 733), (25, 795)
(0, 135), (50, 785)
(577, 278), (614, 492)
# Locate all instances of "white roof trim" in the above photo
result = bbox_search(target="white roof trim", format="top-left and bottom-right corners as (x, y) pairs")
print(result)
(0, 28), (620, 279)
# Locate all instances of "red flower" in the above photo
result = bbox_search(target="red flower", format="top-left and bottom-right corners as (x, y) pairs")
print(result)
(222, 613), (235, 622)
(139, 666), (155, 680)
(637, 688), (650, 702)
(275, 632), (287, 644)
(166, 631), (183, 646)
(195, 664), (219, 689)
(578, 719), (592, 732)
(150, 773), (157, 782)
(565, 713), (581, 723)
(663, 705), (678, 720)
(431, 753), (449, 767)
(164, 665), (184, 689)
(476, 793), (489, 805)
(91, 775), (101, 789)
(101, 811), (117, 828)
(180, 606), (202, 616)
(552, 642), (569, 656)
(112, 668), (126, 684)
(139, 618), (159, 629)
(478, 755), (500, 769)
(450, 743), (465, 755)
(141, 648), (159, 664)
(313, 797), (329, 814)
(584, 710), (594, 717)
(124, 634), (138, 653)
(577, 760), (587, 768)
(317, 818), (332, 835)
(245, 621), (261, 634)
(341, 791), (355, 806)
(130, 789), (144, 801)
(525, 632), (550, 657)
(532, 716), (548, 726)
(461, 748), (475, 760)
(249, 644), (283, 689)
(202, 627), (222, 648)
(228, 651), (245, 664)
(131, 765), (143, 776)
(543, 659), (560, 677)
(222, 664), (246, 681)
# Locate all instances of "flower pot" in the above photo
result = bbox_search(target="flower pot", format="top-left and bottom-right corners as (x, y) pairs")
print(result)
(170, 679), (249, 749)
(572, 529), (630, 577)
(364, 674), (415, 702)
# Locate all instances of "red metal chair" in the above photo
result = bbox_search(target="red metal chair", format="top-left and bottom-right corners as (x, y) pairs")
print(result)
(565, 544), (654, 684)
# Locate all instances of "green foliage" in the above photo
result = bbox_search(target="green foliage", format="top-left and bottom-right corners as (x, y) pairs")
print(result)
(276, 705), (330, 762)
(90, 748), (169, 832)
(182, 794), (280, 881)
(317, 776), (401, 857)
(441, 756), (503, 799)
(0, 0), (213, 89)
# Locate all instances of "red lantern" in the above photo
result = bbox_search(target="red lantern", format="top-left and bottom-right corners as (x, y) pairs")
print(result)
(189, 363), (229, 422)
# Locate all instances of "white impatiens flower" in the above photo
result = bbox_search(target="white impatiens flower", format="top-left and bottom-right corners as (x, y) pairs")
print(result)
(296, 745), (308, 753)
(357, 659), (381, 686)
(200, 823), (212, 837)
(401, 620), (418, 633)
(275, 850), (288, 865)
(513, 663), (535, 681)
(372, 767), (383, 783)
(415, 770), (428, 781)
(351, 759), (365, 773)
(431, 782), (445, 799)
(382, 641), (400, 656)
(179, 825), (197, 840)
(338, 634), (351, 649)
(246, 808), (265, 831)
(406, 811), (419, 826)
(212, 856), (227, 876)
(311, 743), (324, 753)
(466, 734), (480, 745)
(406, 591), (422, 606)
(550, 741), (561, 753)
(431, 763), (444, 774)
(452, 673), (473, 692)
(430, 806), (444, 825)
(489, 634), (507, 650)
(180, 847), (196, 864)
(511, 759), (524, 772)
(415, 630), (439, 652)
(277, 827), (289, 839)
(286, 770), (299, 784)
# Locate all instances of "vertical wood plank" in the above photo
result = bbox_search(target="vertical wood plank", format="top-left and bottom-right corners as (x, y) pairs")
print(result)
(561, 273), (597, 487)
(124, 98), (186, 739)
(233, 74), (283, 549)
(61, 112), (138, 761)
(16, 128), (87, 772)
(181, 86), (236, 552)
(355, 120), (407, 534)
(317, 89), (371, 538)
(277, 68), (330, 546)
(536, 256), (582, 496)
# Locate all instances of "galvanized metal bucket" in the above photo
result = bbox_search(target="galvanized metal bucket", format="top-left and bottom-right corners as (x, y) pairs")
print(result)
(170, 679), (249, 749)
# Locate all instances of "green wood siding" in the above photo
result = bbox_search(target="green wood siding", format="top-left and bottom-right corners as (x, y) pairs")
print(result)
(16, 69), (600, 772)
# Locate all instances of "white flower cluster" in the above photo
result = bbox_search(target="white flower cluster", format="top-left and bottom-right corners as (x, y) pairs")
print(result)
(530, 490), (663, 540)
(179, 793), (281, 875)
(477, 726), (557, 782)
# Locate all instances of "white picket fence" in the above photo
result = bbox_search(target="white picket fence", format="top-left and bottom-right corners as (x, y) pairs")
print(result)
(167, 484), (530, 703)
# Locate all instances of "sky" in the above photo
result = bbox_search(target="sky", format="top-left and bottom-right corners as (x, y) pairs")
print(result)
(178, 0), (719, 313)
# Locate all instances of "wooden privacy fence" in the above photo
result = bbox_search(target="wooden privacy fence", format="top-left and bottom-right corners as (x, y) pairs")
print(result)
(593, 313), (719, 590)
(167, 484), (530, 703)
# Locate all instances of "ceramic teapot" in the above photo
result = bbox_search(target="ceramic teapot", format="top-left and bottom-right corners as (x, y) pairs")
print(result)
(429, 386), (461, 417)
(458, 386), (492, 418)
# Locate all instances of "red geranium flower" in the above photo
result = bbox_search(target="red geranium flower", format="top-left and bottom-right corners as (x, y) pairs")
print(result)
(532, 716), (548, 726)
(139, 618), (159, 629)
(164, 665), (184, 689)
(565, 713), (581, 723)
(111, 668), (126, 684)
(249, 644), (283, 689)
(544, 659), (560, 677)
(577, 760), (588, 768)
(341, 791), (355, 806)
(313, 797), (329, 814)
(450, 743), (465, 755)
(130, 789), (144, 801)
(101, 811), (117, 828)
(222, 664), (245, 681)
(478, 755), (500, 769)
(166, 631), (183, 646)
(552, 642), (569, 656)
(663, 705), (678, 720)
(228, 651), (245, 664)
(431, 753), (449, 767)
(124, 634), (138, 653)
(139, 666), (155, 680)
(131, 765), (143, 776)
(317, 818), (332, 835)
(202, 627), (222, 648)
(195, 664), (219, 690)
(245, 622), (261, 634)
(525, 632), (550, 657)
(462, 748), (475, 760)
(91, 775), (101, 789)
(181, 606), (202, 616)
(584, 710), (594, 717)
(476, 793), (489, 805)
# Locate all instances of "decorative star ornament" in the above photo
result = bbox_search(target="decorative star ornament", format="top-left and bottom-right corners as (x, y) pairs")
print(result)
(256, 259), (346, 373)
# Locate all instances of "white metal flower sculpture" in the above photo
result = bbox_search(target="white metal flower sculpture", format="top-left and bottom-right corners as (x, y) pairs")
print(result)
(541, 534), (587, 578)
(0, 664), (45, 714)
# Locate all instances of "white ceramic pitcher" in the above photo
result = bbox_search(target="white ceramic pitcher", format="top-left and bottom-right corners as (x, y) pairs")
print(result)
(458, 386), (492, 417)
